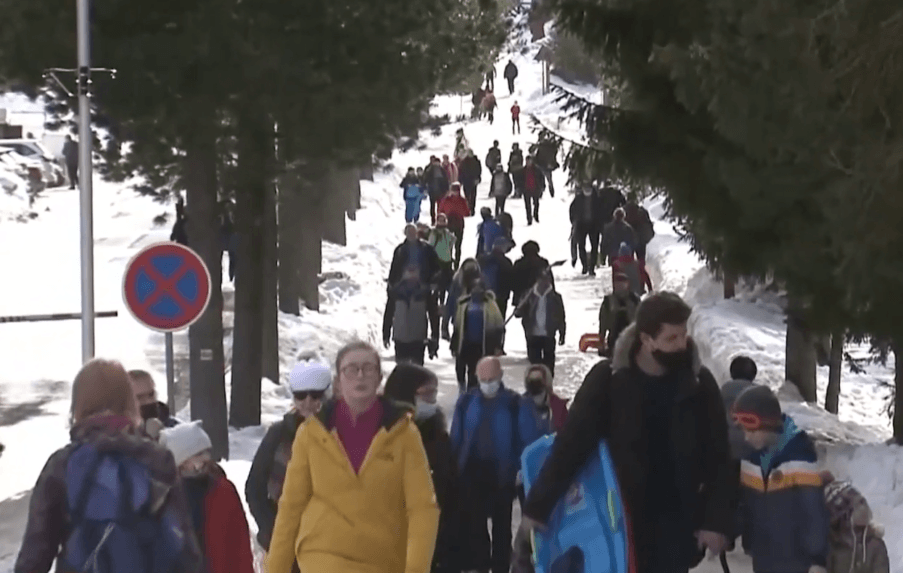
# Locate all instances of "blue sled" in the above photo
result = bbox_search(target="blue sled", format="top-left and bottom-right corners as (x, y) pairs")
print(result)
(521, 435), (630, 573)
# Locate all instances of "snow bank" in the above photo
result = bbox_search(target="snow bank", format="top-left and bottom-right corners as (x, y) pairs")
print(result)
(643, 196), (903, 573)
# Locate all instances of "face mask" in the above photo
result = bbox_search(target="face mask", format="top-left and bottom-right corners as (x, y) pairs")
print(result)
(479, 379), (501, 396)
(471, 290), (485, 302)
(526, 378), (545, 395)
(140, 402), (160, 421)
(652, 348), (692, 371)
(414, 398), (438, 419)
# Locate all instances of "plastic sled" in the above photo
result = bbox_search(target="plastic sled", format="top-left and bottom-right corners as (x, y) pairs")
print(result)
(521, 435), (629, 573)
(578, 333), (601, 353)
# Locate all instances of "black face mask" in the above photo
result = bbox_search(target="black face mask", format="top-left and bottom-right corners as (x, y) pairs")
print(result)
(652, 348), (692, 371)
(140, 402), (160, 421)
(526, 379), (545, 395)
(471, 290), (485, 302)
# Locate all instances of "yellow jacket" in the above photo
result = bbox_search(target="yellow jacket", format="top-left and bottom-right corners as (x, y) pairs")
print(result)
(266, 399), (440, 573)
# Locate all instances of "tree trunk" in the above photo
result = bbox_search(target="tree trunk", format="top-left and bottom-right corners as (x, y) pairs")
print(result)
(229, 107), (270, 428)
(183, 118), (228, 460)
(298, 178), (322, 311)
(824, 330), (844, 414)
(277, 175), (302, 315)
(261, 177), (279, 384)
(892, 340), (903, 444)
(785, 309), (818, 402)
(346, 173), (361, 221)
(723, 272), (736, 299)
(321, 167), (347, 246)
(360, 162), (374, 181)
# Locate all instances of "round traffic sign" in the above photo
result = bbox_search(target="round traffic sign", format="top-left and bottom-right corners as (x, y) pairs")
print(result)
(122, 242), (212, 332)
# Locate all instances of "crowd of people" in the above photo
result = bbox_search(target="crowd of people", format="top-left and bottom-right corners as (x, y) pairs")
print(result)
(13, 102), (890, 573)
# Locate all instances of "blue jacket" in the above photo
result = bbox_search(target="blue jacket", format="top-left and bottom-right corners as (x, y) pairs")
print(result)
(739, 415), (829, 573)
(450, 386), (541, 489)
(476, 219), (505, 257)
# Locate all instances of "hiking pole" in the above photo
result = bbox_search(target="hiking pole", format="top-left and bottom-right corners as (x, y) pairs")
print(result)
(719, 551), (731, 573)
(504, 259), (568, 325)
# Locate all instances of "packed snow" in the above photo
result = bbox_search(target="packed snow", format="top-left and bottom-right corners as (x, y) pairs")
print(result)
(0, 16), (901, 573)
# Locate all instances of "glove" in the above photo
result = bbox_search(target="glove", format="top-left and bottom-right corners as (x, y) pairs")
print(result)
(559, 333), (566, 346)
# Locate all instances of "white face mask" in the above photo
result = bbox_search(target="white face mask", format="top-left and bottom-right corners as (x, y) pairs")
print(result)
(479, 379), (501, 397)
(414, 398), (438, 419)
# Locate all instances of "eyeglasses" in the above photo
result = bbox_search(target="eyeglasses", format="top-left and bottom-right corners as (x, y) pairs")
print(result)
(341, 363), (380, 378)
(293, 390), (325, 401)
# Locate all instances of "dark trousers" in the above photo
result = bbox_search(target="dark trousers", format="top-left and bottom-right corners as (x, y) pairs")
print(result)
(458, 479), (515, 573)
(575, 223), (600, 273)
(487, 110), (494, 124)
(429, 195), (439, 224)
(512, 116), (520, 134)
(545, 170), (555, 197)
(395, 341), (426, 365)
(507, 77), (515, 94)
(436, 261), (454, 304)
(494, 196), (506, 216)
(455, 342), (483, 391)
(526, 335), (556, 376)
(463, 182), (478, 215)
(450, 226), (464, 268)
(635, 241), (647, 262)
(523, 194), (540, 224)
(67, 162), (78, 189)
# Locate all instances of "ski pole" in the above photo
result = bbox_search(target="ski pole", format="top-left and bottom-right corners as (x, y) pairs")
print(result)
(504, 259), (567, 324)
(719, 551), (730, 573)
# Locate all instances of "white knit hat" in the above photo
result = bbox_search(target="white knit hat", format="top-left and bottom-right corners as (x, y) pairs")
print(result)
(288, 362), (332, 393)
(160, 421), (212, 467)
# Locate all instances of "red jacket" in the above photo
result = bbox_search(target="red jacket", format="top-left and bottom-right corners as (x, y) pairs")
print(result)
(511, 104), (520, 119)
(548, 392), (569, 432)
(439, 192), (471, 221)
(204, 472), (255, 573)
(443, 161), (459, 184)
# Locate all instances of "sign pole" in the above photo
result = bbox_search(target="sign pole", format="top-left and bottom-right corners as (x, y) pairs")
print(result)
(165, 332), (175, 414)
(77, 0), (95, 362)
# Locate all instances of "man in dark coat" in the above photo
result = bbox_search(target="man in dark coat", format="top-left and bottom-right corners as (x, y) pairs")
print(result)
(521, 292), (736, 573)
(62, 135), (78, 189)
(511, 240), (554, 308)
(387, 224), (441, 289)
(459, 150), (483, 215)
(424, 156), (450, 225)
(597, 180), (627, 231)
(503, 60), (519, 95)
(569, 186), (601, 275)
(520, 156), (546, 225)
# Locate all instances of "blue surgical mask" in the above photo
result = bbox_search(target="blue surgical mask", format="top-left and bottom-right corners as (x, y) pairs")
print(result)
(479, 379), (501, 397)
(414, 398), (438, 419)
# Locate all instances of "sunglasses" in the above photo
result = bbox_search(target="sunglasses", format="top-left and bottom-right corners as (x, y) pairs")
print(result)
(293, 390), (326, 401)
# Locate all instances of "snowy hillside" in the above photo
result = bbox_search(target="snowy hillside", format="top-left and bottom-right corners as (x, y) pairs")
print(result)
(0, 16), (901, 573)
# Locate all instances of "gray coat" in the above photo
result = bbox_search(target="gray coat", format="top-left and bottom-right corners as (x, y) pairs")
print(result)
(382, 286), (439, 344)
(601, 220), (637, 260)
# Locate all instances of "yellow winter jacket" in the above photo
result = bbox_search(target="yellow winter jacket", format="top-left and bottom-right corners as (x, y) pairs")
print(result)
(266, 399), (440, 573)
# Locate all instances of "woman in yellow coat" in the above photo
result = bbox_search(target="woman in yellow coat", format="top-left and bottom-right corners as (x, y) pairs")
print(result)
(267, 341), (440, 573)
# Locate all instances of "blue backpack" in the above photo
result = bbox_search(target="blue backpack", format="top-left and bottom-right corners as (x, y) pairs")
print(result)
(60, 442), (188, 573)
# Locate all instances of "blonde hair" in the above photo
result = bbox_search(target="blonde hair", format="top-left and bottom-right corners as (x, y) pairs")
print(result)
(71, 358), (140, 425)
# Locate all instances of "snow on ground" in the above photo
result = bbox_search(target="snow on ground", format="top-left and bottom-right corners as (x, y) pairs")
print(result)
(0, 15), (901, 573)
(642, 197), (903, 572)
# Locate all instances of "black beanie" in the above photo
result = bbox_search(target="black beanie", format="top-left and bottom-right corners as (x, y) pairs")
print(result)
(732, 385), (783, 431)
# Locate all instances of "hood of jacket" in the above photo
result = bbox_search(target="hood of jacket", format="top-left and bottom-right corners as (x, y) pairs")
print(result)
(611, 322), (703, 375)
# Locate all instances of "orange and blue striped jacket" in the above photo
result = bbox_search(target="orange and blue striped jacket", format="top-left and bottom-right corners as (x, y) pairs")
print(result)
(739, 415), (830, 573)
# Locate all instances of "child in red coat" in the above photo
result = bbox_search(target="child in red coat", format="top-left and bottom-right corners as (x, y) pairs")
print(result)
(162, 422), (255, 573)
(612, 242), (652, 295)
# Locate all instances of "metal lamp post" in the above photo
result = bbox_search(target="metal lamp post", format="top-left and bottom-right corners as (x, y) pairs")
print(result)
(77, 0), (95, 363)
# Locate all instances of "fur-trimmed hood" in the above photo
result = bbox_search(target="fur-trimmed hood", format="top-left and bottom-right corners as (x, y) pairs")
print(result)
(611, 322), (703, 374)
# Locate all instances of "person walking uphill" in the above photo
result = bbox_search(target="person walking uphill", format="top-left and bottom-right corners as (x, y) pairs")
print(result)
(438, 183), (471, 267)
(267, 341), (440, 573)
(15, 358), (203, 573)
(161, 422), (254, 573)
(384, 364), (459, 573)
(428, 214), (458, 303)
(521, 292), (737, 573)
(388, 224), (441, 289)
(383, 265), (441, 365)
(514, 269), (566, 376)
(481, 89), (498, 124)
(246, 361), (330, 559)
(425, 156), (451, 225)
(511, 101), (521, 134)
(450, 356), (539, 573)
(569, 184), (603, 275)
(476, 206), (507, 258)
(601, 207), (637, 265)
(521, 156), (546, 225)
(504, 59), (519, 95)
(485, 140), (502, 174)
